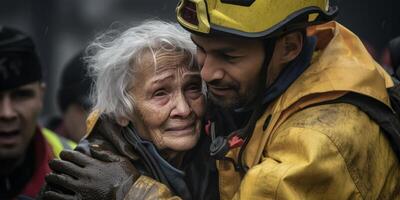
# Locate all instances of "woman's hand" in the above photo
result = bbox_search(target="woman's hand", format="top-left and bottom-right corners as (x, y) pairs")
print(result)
(43, 149), (140, 200)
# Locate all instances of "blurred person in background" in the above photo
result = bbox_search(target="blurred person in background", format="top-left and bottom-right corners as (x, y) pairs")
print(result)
(362, 39), (378, 61)
(389, 36), (400, 79)
(55, 51), (93, 143)
(380, 48), (393, 74)
(0, 26), (75, 200)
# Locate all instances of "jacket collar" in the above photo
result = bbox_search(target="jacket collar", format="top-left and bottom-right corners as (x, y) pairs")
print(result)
(275, 21), (393, 114)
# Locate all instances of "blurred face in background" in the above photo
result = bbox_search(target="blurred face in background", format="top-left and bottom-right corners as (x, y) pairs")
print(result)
(0, 82), (44, 161)
(63, 104), (88, 143)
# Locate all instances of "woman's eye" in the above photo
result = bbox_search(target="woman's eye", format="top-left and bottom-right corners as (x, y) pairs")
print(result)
(185, 83), (203, 99)
(153, 89), (168, 97)
(150, 88), (170, 105)
(187, 84), (201, 91)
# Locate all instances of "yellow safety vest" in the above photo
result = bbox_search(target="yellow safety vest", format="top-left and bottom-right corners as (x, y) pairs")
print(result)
(42, 128), (76, 158)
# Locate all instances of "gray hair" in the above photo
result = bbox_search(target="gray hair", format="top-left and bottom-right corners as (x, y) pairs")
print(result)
(86, 20), (196, 120)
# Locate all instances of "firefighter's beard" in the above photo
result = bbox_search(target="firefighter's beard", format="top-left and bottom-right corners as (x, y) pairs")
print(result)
(206, 80), (258, 110)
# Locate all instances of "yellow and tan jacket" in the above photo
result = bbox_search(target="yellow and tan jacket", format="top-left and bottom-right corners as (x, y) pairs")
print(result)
(218, 21), (400, 200)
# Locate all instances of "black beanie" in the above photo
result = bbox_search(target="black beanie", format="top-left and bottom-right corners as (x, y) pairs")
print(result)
(0, 26), (42, 91)
(57, 52), (93, 113)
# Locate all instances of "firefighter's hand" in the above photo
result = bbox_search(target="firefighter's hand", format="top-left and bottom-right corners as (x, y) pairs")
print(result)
(43, 149), (140, 200)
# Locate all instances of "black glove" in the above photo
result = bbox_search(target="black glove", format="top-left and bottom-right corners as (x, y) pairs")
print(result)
(43, 148), (140, 200)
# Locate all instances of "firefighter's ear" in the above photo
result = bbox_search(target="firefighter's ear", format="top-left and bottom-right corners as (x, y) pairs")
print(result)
(276, 31), (303, 64)
(266, 31), (303, 86)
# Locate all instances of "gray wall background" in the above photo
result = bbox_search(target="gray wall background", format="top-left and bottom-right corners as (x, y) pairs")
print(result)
(0, 0), (399, 122)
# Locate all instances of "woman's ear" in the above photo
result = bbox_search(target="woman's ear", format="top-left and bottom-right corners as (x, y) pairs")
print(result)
(279, 31), (303, 64)
(116, 117), (129, 127)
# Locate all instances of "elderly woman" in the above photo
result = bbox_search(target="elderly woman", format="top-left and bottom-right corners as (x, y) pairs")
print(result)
(41, 21), (218, 200)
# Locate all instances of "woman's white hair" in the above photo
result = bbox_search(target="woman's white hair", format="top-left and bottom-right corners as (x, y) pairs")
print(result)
(86, 20), (196, 120)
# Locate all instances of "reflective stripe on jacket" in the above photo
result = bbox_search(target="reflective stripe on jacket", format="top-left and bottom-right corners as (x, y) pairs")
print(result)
(42, 128), (76, 158)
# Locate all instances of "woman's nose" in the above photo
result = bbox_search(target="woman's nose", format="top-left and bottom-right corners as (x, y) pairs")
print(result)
(170, 93), (191, 118)
(200, 56), (224, 83)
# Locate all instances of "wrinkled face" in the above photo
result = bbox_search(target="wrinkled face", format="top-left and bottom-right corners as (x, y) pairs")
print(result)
(192, 34), (265, 109)
(129, 50), (205, 152)
(0, 82), (43, 160)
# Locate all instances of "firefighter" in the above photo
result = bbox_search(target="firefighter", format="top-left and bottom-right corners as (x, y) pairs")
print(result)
(175, 0), (400, 199)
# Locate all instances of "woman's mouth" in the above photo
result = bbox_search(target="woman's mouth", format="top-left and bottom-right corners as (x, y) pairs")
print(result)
(165, 121), (196, 136)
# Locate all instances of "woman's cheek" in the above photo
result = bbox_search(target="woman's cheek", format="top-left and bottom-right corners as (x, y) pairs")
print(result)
(141, 103), (169, 125)
(150, 131), (166, 149)
(138, 107), (168, 150)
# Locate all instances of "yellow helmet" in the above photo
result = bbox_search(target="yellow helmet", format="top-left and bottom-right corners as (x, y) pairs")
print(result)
(176, 0), (338, 38)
